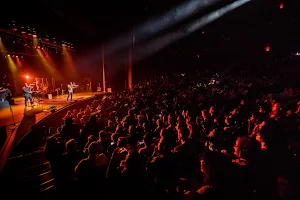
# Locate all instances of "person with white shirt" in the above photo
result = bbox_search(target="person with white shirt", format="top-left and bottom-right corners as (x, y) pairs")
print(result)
(67, 82), (77, 102)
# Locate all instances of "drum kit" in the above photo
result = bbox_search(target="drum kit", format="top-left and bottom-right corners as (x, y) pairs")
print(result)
(29, 82), (47, 103)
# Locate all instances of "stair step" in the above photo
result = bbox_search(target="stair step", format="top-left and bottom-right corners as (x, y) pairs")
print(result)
(4, 150), (46, 173)
(39, 178), (55, 192)
(41, 184), (55, 193)
(15, 162), (50, 178)
(12, 170), (53, 191)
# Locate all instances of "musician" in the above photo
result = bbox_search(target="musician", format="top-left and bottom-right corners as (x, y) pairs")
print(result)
(22, 83), (33, 106)
(67, 82), (77, 102)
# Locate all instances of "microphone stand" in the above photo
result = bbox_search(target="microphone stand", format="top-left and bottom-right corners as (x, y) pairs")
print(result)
(72, 83), (78, 101)
(5, 95), (16, 126)
(74, 86), (78, 101)
(9, 102), (16, 126)
(60, 84), (64, 98)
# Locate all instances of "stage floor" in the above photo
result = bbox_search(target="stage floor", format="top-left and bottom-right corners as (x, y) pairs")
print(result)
(0, 92), (100, 128)
(0, 92), (104, 171)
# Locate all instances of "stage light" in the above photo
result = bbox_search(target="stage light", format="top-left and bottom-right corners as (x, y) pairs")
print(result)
(7, 54), (10, 57)
(25, 75), (29, 79)
(265, 45), (270, 52)
(280, 2), (284, 9)
(45, 33), (50, 41)
(27, 27), (32, 36)
(133, 0), (251, 63)
(20, 25), (26, 34)
(32, 28), (37, 37)
(11, 21), (18, 31)
(106, 0), (223, 55)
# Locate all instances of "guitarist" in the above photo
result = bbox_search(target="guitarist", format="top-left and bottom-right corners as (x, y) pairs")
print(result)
(22, 83), (33, 106)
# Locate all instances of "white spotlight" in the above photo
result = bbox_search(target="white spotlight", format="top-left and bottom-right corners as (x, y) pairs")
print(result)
(134, 0), (251, 62)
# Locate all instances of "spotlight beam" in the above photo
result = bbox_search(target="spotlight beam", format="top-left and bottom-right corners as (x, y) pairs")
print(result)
(37, 49), (62, 79)
(7, 56), (19, 90)
(133, 0), (251, 63)
(108, 0), (222, 51)
(79, 0), (223, 64)
(0, 39), (8, 56)
(62, 45), (77, 79)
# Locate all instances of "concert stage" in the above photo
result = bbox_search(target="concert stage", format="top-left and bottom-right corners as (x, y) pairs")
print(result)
(0, 91), (105, 174)
(0, 92), (102, 127)
(0, 92), (104, 156)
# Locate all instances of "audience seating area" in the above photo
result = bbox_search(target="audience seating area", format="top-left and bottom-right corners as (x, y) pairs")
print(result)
(2, 65), (300, 199)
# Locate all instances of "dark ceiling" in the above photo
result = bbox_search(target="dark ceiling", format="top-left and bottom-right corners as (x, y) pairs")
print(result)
(1, 0), (189, 49)
(1, 0), (299, 66)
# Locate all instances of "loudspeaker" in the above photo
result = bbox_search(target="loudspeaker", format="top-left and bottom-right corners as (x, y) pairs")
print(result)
(24, 109), (37, 118)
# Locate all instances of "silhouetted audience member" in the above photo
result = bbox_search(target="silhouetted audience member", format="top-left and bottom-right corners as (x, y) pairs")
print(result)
(60, 118), (80, 141)
(44, 136), (64, 183)
(57, 139), (82, 191)
(80, 115), (101, 146)
(75, 142), (108, 193)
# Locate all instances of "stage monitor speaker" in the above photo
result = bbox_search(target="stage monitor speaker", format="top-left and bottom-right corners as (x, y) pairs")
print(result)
(107, 88), (112, 93)
(50, 109), (56, 113)
(24, 109), (37, 118)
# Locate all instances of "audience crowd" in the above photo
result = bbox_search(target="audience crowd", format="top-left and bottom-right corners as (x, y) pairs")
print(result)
(44, 66), (300, 199)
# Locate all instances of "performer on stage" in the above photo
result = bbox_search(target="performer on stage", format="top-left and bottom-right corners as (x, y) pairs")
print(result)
(67, 82), (77, 102)
(22, 83), (34, 106)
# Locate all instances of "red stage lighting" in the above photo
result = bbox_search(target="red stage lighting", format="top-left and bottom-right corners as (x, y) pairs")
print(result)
(280, 2), (284, 9)
(20, 25), (26, 34)
(25, 75), (29, 79)
(265, 45), (270, 52)
(11, 21), (18, 31)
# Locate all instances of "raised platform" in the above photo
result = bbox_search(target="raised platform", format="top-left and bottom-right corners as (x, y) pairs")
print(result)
(0, 92), (105, 172)
(0, 92), (99, 127)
